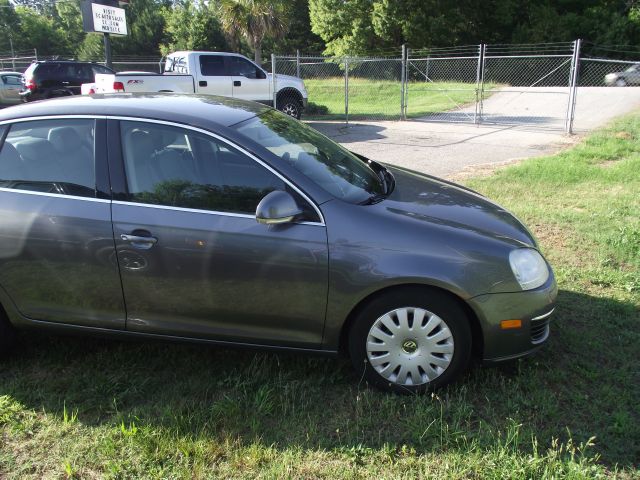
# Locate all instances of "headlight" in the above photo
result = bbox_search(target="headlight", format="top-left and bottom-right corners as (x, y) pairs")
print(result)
(509, 248), (549, 290)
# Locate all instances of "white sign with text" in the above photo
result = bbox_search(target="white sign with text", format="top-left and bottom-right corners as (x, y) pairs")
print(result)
(91, 4), (128, 35)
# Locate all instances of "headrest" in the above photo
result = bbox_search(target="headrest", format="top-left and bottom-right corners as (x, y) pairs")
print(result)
(128, 129), (156, 156)
(14, 138), (54, 162)
(0, 142), (26, 180)
(48, 127), (82, 152)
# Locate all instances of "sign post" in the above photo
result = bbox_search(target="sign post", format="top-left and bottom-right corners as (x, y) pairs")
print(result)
(81, 0), (128, 69)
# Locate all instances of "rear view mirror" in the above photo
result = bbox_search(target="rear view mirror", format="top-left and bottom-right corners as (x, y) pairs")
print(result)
(256, 190), (303, 225)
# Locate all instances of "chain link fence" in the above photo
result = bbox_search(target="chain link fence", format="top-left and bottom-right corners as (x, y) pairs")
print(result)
(0, 51), (163, 74)
(273, 54), (404, 120)
(2, 43), (638, 132)
(0, 49), (38, 72)
(275, 40), (640, 133)
(406, 45), (482, 122)
(479, 42), (576, 129)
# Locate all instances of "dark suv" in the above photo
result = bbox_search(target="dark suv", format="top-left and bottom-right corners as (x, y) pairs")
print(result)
(20, 60), (115, 102)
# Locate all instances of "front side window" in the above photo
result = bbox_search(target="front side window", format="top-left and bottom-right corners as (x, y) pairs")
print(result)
(199, 55), (226, 76)
(232, 110), (385, 204)
(120, 121), (289, 215)
(0, 119), (96, 197)
(229, 57), (265, 79)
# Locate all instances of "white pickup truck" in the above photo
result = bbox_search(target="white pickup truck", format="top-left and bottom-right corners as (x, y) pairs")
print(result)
(92, 51), (309, 119)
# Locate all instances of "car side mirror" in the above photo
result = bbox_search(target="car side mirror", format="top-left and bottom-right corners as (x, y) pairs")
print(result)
(256, 190), (303, 225)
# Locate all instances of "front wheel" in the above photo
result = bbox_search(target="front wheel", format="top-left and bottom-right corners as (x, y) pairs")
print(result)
(277, 96), (302, 119)
(348, 288), (472, 394)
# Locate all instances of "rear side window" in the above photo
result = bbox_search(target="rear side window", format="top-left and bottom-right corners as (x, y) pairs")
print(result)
(92, 65), (114, 77)
(2, 75), (22, 86)
(0, 119), (96, 197)
(199, 56), (226, 76)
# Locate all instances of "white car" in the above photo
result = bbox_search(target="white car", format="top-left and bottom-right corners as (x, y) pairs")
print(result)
(89, 51), (308, 119)
(0, 72), (23, 106)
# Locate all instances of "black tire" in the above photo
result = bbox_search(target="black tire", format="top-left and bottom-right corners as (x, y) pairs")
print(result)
(348, 287), (472, 394)
(277, 95), (302, 119)
(0, 307), (18, 357)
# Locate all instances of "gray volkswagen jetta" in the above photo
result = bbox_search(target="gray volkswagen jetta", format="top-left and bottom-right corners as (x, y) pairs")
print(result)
(0, 94), (556, 393)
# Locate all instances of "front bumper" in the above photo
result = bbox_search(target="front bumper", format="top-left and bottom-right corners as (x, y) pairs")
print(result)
(467, 272), (558, 362)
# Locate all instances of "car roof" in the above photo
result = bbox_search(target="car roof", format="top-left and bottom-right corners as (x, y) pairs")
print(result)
(0, 93), (268, 128)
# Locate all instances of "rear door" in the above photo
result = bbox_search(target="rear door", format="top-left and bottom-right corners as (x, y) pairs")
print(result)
(0, 117), (125, 328)
(228, 56), (271, 103)
(1, 75), (22, 104)
(194, 54), (233, 97)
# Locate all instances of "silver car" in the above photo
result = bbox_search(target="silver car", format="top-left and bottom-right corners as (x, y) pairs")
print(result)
(604, 64), (640, 86)
(0, 72), (22, 106)
(0, 94), (557, 394)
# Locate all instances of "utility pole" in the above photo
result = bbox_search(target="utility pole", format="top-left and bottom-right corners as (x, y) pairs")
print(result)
(104, 33), (112, 69)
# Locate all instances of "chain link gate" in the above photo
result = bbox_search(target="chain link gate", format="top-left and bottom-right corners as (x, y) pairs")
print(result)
(478, 42), (578, 130)
(405, 45), (483, 123)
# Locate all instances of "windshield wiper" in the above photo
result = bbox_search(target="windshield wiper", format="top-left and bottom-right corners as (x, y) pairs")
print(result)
(360, 193), (387, 205)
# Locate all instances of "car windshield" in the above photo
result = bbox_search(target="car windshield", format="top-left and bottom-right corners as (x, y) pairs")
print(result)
(232, 110), (385, 203)
(625, 65), (639, 72)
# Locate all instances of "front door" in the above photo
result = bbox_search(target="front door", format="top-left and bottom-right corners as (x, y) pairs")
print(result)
(0, 118), (125, 328)
(228, 56), (271, 104)
(109, 119), (328, 347)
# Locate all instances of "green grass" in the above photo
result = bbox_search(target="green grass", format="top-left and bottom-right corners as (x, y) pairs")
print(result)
(1, 116), (640, 478)
(304, 78), (484, 120)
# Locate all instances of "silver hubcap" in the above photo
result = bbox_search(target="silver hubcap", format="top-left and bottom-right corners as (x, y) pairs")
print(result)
(366, 307), (454, 386)
(281, 103), (298, 117)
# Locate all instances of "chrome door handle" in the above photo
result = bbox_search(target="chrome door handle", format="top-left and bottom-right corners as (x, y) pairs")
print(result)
(120, 234), (158, 249)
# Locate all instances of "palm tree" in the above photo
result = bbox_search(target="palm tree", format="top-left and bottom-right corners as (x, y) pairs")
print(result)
(217, 0), (289, 65)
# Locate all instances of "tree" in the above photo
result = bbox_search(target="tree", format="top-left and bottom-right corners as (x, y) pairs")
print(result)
(13, 6), (70, 55)
(0, 0), (21, 54)
(263, 0), (325, 54)
(160, 0), (229, 55)
(217, 0), (289, 64)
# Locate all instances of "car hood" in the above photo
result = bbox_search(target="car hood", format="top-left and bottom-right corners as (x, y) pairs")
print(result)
(380, 166), (537, 248)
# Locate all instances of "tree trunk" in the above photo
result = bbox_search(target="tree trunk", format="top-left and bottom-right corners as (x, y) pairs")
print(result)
(254, 43), (262, 66)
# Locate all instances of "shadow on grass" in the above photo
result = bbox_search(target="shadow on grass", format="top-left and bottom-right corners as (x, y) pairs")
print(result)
(0, 289), (638, 468)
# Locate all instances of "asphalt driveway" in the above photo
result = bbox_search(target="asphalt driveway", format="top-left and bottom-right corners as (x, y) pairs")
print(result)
(309, 86), (640, 178)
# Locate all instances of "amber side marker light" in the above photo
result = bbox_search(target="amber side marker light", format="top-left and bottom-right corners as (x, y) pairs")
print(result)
(501, 319), (522, 330)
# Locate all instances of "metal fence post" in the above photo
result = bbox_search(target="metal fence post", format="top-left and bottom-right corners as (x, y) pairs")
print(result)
(565, 39), (581, 134)
(271, 53), (277, 109)
(478, 44), (487, 123)
(401, 44), (407, 120)
(296, 49), (301, 78)
(425, 54), (430, 81)
(34, 48), (38, 61)
(474, 43), (483, 124)
(344, 56), (349, 125)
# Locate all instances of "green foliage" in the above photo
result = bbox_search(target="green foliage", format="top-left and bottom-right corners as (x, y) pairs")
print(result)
(160, 0), (229, 55)
(217, 0), (290, 63)
(309, 0), (640, 56)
